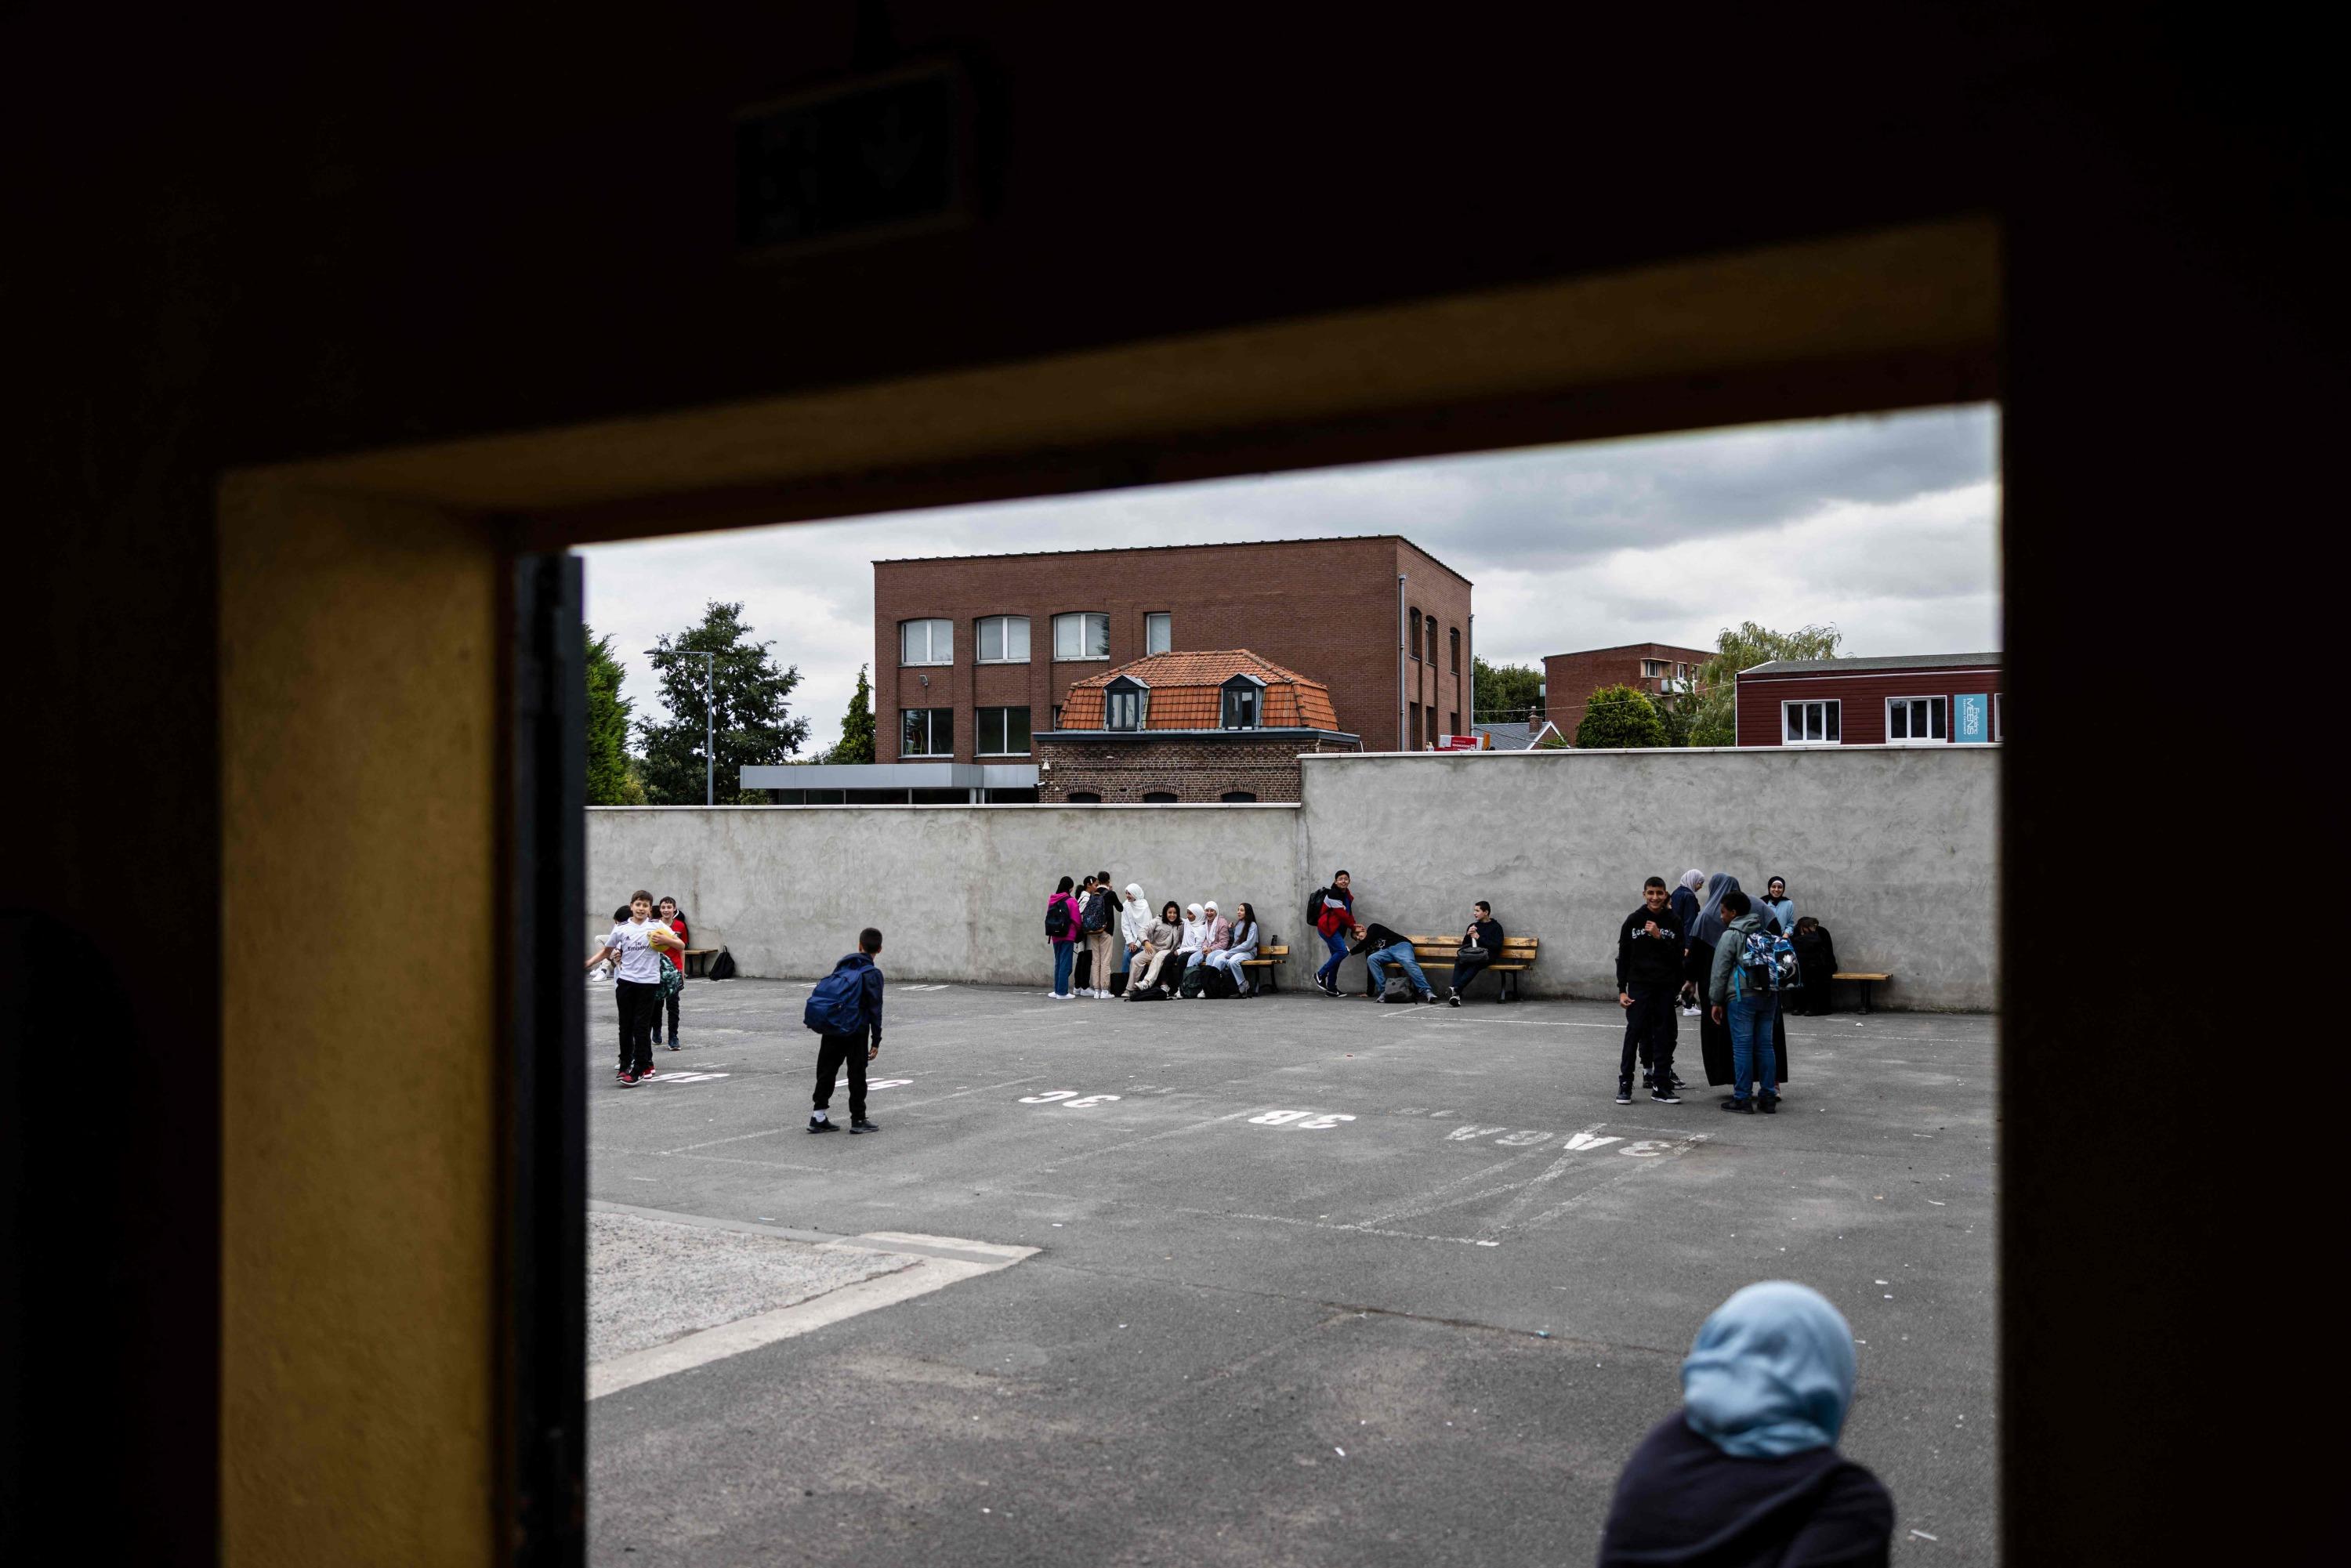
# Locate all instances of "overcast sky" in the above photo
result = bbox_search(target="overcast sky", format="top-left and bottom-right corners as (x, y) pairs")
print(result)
(584, 403), (1998, 752)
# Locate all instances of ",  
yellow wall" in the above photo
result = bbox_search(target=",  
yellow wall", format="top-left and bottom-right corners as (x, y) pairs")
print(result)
(213, 219), (1994, 1562)
(219, 478), (502, 1565)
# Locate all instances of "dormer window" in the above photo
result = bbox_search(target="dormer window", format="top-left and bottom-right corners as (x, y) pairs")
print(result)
(1220, 674), (1264, 730)
(1105, 675), (1149, 731)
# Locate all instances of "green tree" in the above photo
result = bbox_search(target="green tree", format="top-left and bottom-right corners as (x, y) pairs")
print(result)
(584, 627), (639, 805)
(1473, 656), (1546, 723)
(636, 602), (810, 804)
(1686, 621), (1842, 745)
(1575, 683), (1669, 748)
(1651, 684), (1698, 748)
(830, 664), (876, 766)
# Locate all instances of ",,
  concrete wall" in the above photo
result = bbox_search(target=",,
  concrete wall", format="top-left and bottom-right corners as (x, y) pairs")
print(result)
(590, 745), (1996, 1009)
(1299, 746), (1997, 1009)
(589, 804), (1306, 987)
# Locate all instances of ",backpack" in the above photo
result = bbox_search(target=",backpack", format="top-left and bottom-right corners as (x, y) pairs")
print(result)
(803, 965), (870, 1034)
(1380, 974), (1417, 1003)
(1045, 897), (1071, 940)
(1306, 888), (1327, 925)
(1735, 928), (1801, 995)
(708, 950), (736, 980)
(1082, 892), (1112, 933)
(1178, 964), (1206, 999)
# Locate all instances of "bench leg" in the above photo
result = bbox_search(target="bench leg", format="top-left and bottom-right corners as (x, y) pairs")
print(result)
(1861, 980), (1872, 1014)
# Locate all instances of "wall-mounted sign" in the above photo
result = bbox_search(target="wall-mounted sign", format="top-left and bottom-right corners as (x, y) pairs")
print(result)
(1437, 734), (1482, 751)
(1955, 693), (1991, 744)
(736, 62), (972, 255)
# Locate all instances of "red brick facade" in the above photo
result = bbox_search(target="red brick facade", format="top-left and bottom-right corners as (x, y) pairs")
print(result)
(1735, 657), (2004, 746)
(874, 536), (1472, 762)
(1541, 642), (1713, 722)
(1032, 732), (1356, 803)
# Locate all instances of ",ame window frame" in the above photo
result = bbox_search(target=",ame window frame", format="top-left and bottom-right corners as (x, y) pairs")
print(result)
(1104, 676), (1148, 731)
(1782, 698), (1841, 745)
(1886, 694), (1950, 744)
(900, 706), (953, 756)
(975, 614), (1031, 663)
(976, 705), (1031, 755)
(898, 617), (953, 665)
(1145, 612), (1172, 656)
(1052, 611), (1110, 661)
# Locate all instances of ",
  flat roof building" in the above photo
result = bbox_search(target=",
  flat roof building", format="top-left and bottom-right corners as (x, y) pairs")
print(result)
(1736, 651), (2004, 747)
(1541, 641), (1714, 721)
(873, 535), (1472, 767)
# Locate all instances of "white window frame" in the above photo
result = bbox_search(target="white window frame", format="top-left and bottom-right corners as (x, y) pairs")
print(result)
(1782, 698), (1841, 745)
(900, 707), (953, 756)
(1104, 677), (1149, 731)
(1885, 694), (1950, 745)
(974, 614), (1031, 664)
(1052, 611), (1110, 661)
(976, 705), (1032, 756)
(898, 617), (953, 666)
(1145, 611), (1172, 656)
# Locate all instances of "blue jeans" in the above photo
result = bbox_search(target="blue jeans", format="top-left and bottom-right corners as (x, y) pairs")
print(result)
(1365, 940), (1432, 997)
(1727, 992), (1778, 1099)
(1052, 942), (1075, 996)
(1317, 927), (1350, 987)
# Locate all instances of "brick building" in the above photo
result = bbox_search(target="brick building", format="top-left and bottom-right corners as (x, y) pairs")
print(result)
(1541, 641), (1714, 720)
(1034, 650), (1358, 802)
(874, 535), (1472, 766)
(1736, 651), (2004, 746)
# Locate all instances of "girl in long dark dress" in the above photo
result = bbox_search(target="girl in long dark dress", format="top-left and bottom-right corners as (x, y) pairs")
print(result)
(1792, 915), (1840, 1016)
(1689, 873), (1739, 1088)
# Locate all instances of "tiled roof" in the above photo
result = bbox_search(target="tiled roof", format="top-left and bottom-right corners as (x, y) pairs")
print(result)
(1057, 650), (1342, 732)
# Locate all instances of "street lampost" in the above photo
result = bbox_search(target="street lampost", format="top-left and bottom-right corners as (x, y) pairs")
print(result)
(686, 650), (716, 806)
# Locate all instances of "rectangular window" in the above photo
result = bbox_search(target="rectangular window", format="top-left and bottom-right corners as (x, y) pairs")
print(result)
(1448, 710), (1459, 740)
(1221, 684), (1260, 730)
(1782, 699), (1841, 744)
(1641, 659), (1667, 679)
(1449, 627), (1460, 672)
(977, 705), (1031, 755)
(900, 707), (953, 756)
(1145, 612), (1172, 655)
(899, 618), (952, 665)
(1886, 695), (1949, 743)
(975, 615), (1031, 663)
(1106, 686), (1146, 730)
(1052, 611), (1110, 661)
(1410, 701), (1422, 750)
